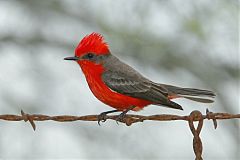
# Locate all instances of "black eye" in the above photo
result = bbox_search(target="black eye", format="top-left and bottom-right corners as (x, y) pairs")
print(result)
(87, 53), (94, 59)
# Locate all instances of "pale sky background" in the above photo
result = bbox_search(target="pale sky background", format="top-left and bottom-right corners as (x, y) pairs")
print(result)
(0, 0), (239, 160)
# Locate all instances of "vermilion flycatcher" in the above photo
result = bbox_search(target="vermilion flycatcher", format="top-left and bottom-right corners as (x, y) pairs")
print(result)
(64, 32), (215, 123)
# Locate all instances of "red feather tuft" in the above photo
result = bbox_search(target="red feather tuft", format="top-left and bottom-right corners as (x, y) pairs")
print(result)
(75, 32), (110, 57)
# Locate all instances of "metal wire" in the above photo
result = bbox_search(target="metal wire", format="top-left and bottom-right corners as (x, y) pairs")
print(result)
(0, 109), (239, 160)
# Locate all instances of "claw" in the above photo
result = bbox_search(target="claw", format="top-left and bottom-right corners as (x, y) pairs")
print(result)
(97, 112), (107, 125)
(97, 109), (119, 125)
(115, 106), (136, 124)
(116, 112), (127, 123)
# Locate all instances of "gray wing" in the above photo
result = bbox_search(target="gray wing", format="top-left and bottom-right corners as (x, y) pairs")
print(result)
(101, 57), (183, 110)
(102, 70), (166, 98)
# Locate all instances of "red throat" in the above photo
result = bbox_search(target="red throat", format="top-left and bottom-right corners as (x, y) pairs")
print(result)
(75, 32), (110, 57)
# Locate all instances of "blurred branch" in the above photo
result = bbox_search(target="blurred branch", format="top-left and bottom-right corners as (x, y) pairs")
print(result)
(0, 109), (239, 160)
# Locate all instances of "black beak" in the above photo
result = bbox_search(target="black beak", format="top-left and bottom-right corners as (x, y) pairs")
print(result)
(64, 56), (79, 61)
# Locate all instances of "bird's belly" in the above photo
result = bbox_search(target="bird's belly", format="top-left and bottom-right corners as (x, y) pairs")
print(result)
(87, 78), (151, 111)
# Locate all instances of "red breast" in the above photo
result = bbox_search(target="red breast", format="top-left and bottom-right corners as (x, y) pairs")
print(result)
(79, 59), (152, 111)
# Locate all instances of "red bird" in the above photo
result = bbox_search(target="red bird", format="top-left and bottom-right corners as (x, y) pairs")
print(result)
(64, 32), (215, 123)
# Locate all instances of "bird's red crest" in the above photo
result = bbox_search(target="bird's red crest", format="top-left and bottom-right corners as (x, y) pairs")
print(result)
(75, 32), (110, 57)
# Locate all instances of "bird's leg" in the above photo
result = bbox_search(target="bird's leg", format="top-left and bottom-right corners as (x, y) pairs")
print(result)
(116, 106), (136, 123)
(98, 109), (120, 125)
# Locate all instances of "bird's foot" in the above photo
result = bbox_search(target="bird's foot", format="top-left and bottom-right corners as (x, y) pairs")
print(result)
(97, 109), (119, 125)
(115, 106), (136, 124)
(97, 112), (107, 125)
(116, 112), (128, 123)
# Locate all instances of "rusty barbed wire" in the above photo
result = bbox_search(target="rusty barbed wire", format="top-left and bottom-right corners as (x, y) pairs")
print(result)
(0, 109), (239, 160)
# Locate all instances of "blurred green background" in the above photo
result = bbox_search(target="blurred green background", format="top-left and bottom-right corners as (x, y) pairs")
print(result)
(0, 0), (239, 159)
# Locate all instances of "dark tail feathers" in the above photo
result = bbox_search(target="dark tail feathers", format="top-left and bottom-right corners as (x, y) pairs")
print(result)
(163, 84), (216, 103)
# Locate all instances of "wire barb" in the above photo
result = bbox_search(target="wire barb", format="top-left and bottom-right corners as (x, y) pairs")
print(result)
(206, 108), (218, 129)
(21, 110), (36, 131)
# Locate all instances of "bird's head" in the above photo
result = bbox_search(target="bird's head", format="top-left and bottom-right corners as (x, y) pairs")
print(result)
(64, 33), (110, 69)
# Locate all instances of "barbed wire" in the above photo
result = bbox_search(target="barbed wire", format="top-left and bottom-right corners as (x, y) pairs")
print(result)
(0, 109), (239, 160)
